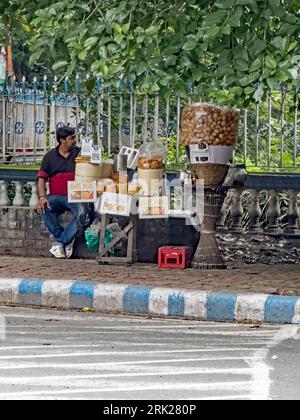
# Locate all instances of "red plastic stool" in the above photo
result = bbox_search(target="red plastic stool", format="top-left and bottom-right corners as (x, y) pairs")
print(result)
(158, 246), (191, 270)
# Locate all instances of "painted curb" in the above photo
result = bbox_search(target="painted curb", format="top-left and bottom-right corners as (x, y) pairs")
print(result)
(0, 278), (299, 325)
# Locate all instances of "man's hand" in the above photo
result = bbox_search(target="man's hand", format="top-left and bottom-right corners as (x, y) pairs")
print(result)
(37, 197), (50, 214)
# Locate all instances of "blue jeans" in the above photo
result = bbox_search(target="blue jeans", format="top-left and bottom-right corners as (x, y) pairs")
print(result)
(41, 195), (79, 247)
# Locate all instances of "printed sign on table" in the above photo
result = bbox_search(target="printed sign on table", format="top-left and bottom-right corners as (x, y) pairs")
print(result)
(100, 192), (132, 217)
(68, 181), (97, 203)
(139, 196), (169, 219)
(90, 145), (102, 164)
(81, 137), (93, 156)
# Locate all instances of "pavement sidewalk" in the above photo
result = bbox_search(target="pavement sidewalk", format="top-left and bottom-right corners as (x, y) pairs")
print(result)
(0, 255), (299, 324)
(0, 256), (299, 295)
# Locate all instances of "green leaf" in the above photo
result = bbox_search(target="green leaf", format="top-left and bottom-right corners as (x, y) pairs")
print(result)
(266, 78), (278, 90)
(203, 11), (227, 27)
(239, 71), (260, 87)
(236, 0), (255, 4)
(215, 0), (235, 7)
(145, 25), (160, 35)
(91, 60), (101, 72)
(114, 33), (124, 44)
(123, 23), (131, 34)
(112, 23), (122, 33)
(250, 58), (262, 72)
(206, 25), (220, 38)
(289, 68), (298, 80)
(271, 37), (287, 51)
(99, 63), (109, 76)
(222, 24), (231, 35)
(52, 60), (68, 71)
(109, 64), (125, 75)
(107, 43), (118, 54)
(227, 7), (243, 27)
(288, 41), (297, 53)
(98, 46), (107, 59)
(234, 58), (249, 72)
(84, 37), (98, 49)
(78, 50), (87, 61)
(99, 37), (111, 46)
(265, 56), (277, 70)
(244, 86), (255, 95)
(182, 40), (197, 51)
(22, 24), (31, 33)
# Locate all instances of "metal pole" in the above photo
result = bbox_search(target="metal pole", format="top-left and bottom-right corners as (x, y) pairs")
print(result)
(243, 109), (248, 165)
(255, 103), (259, 167)
(43, 75), (48, 156)
(294, 96), (298, 168)
(176, 97), (181, 163)
(268, 93), (272, 167)
(118, 94), (123, 150)
(280, 88), (285, 168)
(142, 94), (148, 144)
(33, 77), (37, 162)
(1, 90), (6, 162)
(153, 95), (159, 142)
(165, 96), (170, 147)
(107, 92), (112, 155)
(132, 94), (136, 148)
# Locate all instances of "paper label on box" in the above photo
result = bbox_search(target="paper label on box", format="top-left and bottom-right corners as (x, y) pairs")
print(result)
(139, 196), (169, 219)
(100, 192), (132, 216)
(68, 181), (97, 203)
(119, 146), (140, 169)
(189, 144), (209, 164)
(90, 145), (102, 164)
(81, 137), (93, 156)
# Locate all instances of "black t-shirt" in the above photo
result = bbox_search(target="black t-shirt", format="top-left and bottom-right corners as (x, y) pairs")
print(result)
(37, 146), (81, 196)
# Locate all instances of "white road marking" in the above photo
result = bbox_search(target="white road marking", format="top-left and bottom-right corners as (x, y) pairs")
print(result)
(0, 381), (253, 399)
(1, 308), (295, 400)
(0, 349), (263, 360)
(246, 325), (300, 400)
(0, 367), (253, 387)
(5, 323), (278, 330)
(6, 329), (277, 337)
(0, 345), (263, 352)
(0, 356), (259, 370)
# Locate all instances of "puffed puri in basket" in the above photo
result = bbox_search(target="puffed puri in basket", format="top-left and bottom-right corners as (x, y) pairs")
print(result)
(189, 163), (229, 187)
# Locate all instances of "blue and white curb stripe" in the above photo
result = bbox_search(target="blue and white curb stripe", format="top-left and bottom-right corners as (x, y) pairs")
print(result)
(0, 278), (299, 325)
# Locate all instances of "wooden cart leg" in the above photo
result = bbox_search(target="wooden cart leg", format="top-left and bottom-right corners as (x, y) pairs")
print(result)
(127, 215), (138, 262)
(98, 213), (109, 257)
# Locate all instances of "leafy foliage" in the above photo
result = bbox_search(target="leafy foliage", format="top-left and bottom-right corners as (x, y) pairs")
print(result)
(1, 1), (299, 106)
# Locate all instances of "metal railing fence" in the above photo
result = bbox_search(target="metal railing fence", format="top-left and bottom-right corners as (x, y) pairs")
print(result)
(0, 76), (299, 171)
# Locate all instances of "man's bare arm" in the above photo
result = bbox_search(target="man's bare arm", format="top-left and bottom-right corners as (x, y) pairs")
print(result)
(37, 178), (49, 213)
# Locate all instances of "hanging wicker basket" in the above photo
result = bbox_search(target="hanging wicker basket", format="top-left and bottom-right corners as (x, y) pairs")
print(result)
(189, 163), (229, 187)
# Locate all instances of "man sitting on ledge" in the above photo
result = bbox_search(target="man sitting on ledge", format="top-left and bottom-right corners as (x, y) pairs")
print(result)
(37, 126), (81, 259)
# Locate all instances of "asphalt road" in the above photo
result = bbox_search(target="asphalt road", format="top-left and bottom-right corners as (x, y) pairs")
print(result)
(0, 306), (299, 401)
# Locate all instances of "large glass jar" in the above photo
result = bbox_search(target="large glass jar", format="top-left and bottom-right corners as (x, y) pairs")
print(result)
(180, 103), (240, 147)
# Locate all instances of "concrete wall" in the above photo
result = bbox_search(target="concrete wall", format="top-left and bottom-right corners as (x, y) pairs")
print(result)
(0, 207), (52, 257)
(0, 207), (200, 262)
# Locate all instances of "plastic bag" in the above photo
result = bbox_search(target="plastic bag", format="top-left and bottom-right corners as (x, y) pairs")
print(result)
(84, 220), (100, 251)
(85, 229), (99, 251)
(138, 141), (166, 169)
